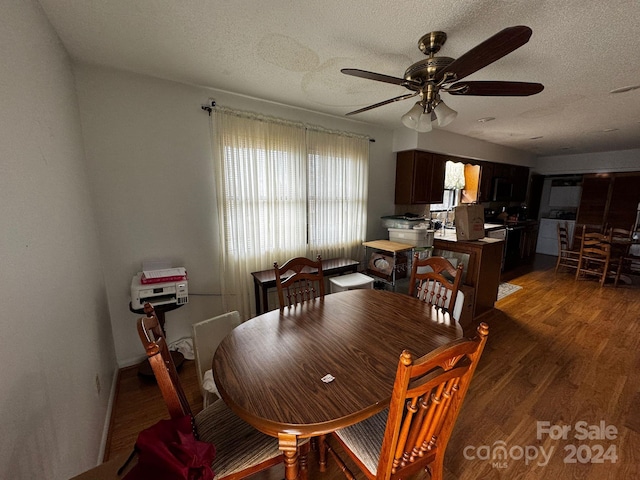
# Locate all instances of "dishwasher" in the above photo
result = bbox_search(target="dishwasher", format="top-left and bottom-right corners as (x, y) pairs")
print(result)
(487, 227), (507, 271)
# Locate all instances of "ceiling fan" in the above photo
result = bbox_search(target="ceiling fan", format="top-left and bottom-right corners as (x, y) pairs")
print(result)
(341, 25), (544, 132)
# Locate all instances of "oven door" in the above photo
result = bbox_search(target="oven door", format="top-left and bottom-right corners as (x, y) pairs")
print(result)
(504, 226), (524, 271)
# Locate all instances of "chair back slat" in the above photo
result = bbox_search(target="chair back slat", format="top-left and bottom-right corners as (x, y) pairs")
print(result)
(408, 255), (463, 317)
(575, 225), (613, 287)
(274, 255), (325, 308)
(555, 221), (581, 273)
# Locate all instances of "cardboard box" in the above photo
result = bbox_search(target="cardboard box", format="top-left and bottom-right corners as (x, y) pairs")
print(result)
(455, 204), (485, 241)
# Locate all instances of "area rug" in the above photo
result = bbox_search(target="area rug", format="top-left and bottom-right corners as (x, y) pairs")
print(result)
(497, 282), (523, 301)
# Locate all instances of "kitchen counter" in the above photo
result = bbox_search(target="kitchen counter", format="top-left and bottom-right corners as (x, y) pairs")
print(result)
(433, 233), (504, 325)
(434, 228), (505, 244)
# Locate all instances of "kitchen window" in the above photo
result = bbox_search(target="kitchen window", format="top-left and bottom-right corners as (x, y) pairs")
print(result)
(431, 161), (481, 212)
(431, 161), (465, 211)
(211, 107), (369, 316)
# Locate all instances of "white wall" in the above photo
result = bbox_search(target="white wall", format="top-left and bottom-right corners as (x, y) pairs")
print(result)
(0, 1), (116, 478)
(393, 127), (537, 166)
(535, 148), (640, 174)
(73, 64), (395, 366)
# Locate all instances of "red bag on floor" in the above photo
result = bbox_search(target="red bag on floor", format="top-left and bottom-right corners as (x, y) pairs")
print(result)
(124, 415), (216, 480)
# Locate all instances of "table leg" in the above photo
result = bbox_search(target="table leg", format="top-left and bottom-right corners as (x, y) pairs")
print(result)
(279, 433), (299, 480)
(262, 285), (269, 313)
(254, 279), (262, 315)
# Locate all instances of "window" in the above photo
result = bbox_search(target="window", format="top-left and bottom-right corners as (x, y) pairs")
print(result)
(211, 108), (369, 316)
(431, 161), (465, 211)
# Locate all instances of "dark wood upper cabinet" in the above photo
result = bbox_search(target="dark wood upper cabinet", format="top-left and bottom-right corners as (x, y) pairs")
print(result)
(576, 174), (612, 228)
(395, 150), (445, 204)
(608, 173), (640, 229)
(512, 166), (530, 203)
(394, 150), (530, 205)
(478, 161), (494, 203)
(578, 172), (640, 230)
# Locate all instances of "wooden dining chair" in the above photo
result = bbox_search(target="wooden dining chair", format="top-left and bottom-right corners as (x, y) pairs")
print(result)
(575, 226), (612, 287)
(554, 221), (580, 273)
(274, 255), (325, 308)
(408, 254), (464, 321)
(320, 322), (489, 480)
(606, 226), (635, 287)
(138, 303), (309, 480)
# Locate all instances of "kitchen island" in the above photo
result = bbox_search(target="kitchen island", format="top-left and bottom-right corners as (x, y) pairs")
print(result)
(433, 230), (504, 326)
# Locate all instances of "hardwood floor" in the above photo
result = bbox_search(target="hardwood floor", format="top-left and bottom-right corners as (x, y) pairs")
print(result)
(105, 255), (640, 479)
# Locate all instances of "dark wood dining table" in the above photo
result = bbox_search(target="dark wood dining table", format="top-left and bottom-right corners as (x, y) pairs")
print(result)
(212, 288), (464, 480)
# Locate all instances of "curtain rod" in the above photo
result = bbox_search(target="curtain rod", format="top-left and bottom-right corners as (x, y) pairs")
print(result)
(200, 101), (375, 142)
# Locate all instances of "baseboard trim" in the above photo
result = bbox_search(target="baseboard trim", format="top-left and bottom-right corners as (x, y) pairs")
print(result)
(97, 366), (120, 463)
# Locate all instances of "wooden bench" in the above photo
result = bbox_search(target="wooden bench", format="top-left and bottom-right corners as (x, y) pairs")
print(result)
(251, 257), (359, 315)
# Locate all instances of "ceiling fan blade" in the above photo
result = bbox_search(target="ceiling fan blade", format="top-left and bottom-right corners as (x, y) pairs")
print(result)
(448, 81), (544, 96)
(436, 26), (533, 83)
(341, 68), (421, 88)
(345, 92), (419, 116)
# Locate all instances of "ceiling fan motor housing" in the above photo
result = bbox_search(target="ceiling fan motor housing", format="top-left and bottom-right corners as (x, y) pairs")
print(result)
(404, 57), (455, 86)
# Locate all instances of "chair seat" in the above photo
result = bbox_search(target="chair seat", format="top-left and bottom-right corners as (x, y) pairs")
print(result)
(196, 400), (283, 479)
(334, 409), (388, 476)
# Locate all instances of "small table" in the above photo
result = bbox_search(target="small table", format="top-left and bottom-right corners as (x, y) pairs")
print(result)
(363, 239), (415, 287)
(250, 257), (359, 314)
(213, 289), (463, 480)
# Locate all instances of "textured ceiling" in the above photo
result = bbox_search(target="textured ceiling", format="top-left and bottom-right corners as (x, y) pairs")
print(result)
(38, 0), (640, 157)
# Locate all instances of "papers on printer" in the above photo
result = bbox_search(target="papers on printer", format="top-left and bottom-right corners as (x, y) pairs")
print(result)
(141, 267), (187, 284)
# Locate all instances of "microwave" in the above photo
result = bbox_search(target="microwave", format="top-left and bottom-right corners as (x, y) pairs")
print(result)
(492, 177), (513, 202)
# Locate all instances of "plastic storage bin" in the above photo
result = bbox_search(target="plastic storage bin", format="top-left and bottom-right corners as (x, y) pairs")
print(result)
(388, 228), (435, 247)
(380, 215), (427, 229)
(329, 273), (374, 293)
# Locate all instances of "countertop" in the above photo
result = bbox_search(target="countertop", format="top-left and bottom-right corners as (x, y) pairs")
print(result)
(434, 229), (504, 244)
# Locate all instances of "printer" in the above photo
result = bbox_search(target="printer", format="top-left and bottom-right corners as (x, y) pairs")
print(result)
(130, 271), (188, 310)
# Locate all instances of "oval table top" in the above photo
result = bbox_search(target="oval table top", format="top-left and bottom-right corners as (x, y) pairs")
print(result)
(213, 288), (464, 438)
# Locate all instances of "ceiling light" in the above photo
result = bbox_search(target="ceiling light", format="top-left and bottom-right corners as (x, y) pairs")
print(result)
(401, 97), (457, 133)
(401, 102), (426, 130)
(477, 117), (496, 123)
(434, 100), (457, 127)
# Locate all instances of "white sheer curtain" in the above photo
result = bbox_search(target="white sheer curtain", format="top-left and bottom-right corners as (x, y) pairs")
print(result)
(211, 108), (369, 318)
(307, 130), (369, 259)
(212, 110), (308, 317)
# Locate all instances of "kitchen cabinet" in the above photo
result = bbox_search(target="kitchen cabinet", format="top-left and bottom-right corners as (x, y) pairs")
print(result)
(395, 150), (445, 204)
(549, 185), (581, 207)
(478, 161), (494, 202)
(608, 173), (640, 229)
(394, 149), (530, 205)
(520, 221), (539, 262)
(433, 235), (503, 323)
(576, 172), (640, 230)
(512, 166), (530, 202)
(576, 174), (611, 227)
(491, 163), (529, 202)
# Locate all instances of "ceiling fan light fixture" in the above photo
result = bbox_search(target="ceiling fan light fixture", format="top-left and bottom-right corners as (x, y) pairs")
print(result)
(434, 100), (458, 127)
(401, 102), (425, 130)
(416, 111), (434, 132)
